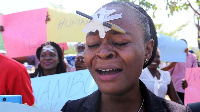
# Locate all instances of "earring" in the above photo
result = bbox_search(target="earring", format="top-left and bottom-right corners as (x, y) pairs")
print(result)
(144, 59), (148, 64)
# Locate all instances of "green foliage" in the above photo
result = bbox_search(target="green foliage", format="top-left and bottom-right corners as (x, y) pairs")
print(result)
(64, 45), (77, 55)
(115, 0), (200, 48)
(194, 50), (200, 59)
(165, 1), (190, 16)
(154, 24), (163, 31)
(115, 0), (157, 12)
(157, 22), (188, 38)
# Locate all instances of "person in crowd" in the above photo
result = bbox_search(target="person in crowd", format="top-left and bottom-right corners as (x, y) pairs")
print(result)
(140, 48), (183, 104)
(61, 1), (190, 112)
(162, 39), (198, 104)
(75, 51), (87, 71)
(77, 42), (85, 53)
(66, 42), (86, 67)
(0, 25), (35, 106)
(30, 41), (66, 78)
(0, 53), (35, 106)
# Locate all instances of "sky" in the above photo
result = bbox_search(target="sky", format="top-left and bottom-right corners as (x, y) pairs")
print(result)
(0, 0), (198, 48)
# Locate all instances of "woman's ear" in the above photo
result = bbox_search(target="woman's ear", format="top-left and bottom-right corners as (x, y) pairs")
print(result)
(145, 39), (154, 60)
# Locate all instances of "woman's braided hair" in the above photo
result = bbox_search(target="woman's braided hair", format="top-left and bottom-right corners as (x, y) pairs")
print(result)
(103, 1), (158, 68)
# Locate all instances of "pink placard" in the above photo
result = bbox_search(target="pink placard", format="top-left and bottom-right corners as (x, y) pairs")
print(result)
(184, 68), (200, 105)
(58, 43), (68, 51)
(0, 8), (47, 58)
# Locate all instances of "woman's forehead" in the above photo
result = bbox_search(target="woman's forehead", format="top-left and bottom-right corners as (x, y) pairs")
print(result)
(41, 46), (57, 53)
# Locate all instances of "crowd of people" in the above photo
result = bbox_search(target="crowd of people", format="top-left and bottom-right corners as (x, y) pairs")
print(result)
(0, 1), (199, 111)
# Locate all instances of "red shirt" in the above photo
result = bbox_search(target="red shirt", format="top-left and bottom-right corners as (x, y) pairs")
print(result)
(0, 53), (35, 106)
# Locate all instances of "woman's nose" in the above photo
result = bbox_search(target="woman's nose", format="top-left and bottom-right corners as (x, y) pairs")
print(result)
(44, 55), (52, 60)
(96, 46), (116, 60)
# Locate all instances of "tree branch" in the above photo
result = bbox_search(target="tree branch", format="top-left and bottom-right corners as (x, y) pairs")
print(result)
(187, 0), (200, 16)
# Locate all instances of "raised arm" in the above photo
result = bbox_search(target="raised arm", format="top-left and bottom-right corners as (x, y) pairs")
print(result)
(161, 62), (177, 71)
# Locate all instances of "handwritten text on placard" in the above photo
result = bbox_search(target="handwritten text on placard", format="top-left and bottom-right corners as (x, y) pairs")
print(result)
(184, 68), (200, 105)
(31, 70), (98, 111)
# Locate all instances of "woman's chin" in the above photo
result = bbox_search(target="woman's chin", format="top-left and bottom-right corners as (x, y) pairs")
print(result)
(98, 85), (126, 96)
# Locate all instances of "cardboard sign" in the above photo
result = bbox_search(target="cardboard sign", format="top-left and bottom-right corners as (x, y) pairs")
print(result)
(0, 102), (61, 112)
(58, 42), (68, 51)
(31, 69), (98, 111)
(184, 68), (200, 105)
(157, 33), (187, 62)
(0, 8), (47, 58)
(47, 4), (89, 43)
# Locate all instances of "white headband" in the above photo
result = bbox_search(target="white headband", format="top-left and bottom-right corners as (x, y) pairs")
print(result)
(43, 45), (54, 53)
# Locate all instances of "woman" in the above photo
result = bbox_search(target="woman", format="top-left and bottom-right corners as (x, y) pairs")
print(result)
(61, 1), (190, 112)
(140, 48), (183, 104)
(75, 51), (87, 71)
(30, 41), (66, 77)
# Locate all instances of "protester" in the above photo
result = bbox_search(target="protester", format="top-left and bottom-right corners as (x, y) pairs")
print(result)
(61, 1), (190, 112)
(30, 41), (66, 78)
(162, 39), (198, 104)
(140, 48), (183, 104)
(75, 51), (87, 71)
(66, 42), (86, 67)
(0, 53), (35, 106)
(76, 42), (85, 53)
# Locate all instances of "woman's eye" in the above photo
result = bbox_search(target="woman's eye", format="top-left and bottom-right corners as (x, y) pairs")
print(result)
(88, 43), (100, 48)
(41, 55), (45, 57)
(113, 42), (128, 46)
(50, 54), (56, 57)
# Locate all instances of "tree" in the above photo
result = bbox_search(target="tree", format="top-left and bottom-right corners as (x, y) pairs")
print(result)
(165, 0), (200, 48)
(156, 22), (189, 38)
(116, 0), (200, 48)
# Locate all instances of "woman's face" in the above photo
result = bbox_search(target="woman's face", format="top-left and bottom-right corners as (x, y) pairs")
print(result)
(84, 6), (153, 95)
(75, 55), (87, 71)
(77, 43), (85, 53)
(147, 50), (160, 70)
(40, 46), (59, 71)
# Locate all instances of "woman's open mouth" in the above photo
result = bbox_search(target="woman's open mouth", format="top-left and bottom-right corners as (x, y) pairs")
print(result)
(96, 69), (123, 80)
(96, 69), (122, 75)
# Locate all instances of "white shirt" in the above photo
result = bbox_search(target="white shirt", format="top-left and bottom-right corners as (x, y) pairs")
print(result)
(139, 68), (171, 98)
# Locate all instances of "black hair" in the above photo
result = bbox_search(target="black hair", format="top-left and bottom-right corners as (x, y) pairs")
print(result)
(180, 39), (188, 45)
(32, 41), (66, 77)
(76, 42), (85, 53)
(103, 1), (158, 68)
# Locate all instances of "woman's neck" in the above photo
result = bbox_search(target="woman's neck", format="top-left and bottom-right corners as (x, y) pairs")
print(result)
(148, 67), (160, 79)
(43, 69), (57, 76)
(100, 82), (144, 112)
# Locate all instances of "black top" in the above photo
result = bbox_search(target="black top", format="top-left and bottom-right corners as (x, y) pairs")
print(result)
(61, 80), (191, 112)
(187, 102), (200, 112)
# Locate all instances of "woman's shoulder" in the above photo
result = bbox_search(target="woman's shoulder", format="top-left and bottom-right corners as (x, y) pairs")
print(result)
(159, 98), (191, 112)
(61, 90), (101, 112)
(140, 68), (152, 79)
